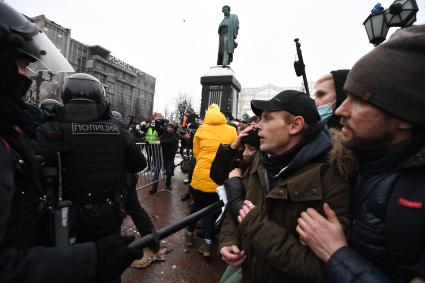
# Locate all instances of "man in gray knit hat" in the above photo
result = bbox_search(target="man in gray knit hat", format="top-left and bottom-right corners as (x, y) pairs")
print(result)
(297, 24), (425, 283)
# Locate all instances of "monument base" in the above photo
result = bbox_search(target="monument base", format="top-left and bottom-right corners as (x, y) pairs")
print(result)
(200, 65), (241, 119)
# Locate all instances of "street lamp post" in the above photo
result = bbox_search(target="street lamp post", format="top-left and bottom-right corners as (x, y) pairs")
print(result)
(364, 0), (418, 45)
(293, 38), (310, 96)
(364, 7), (389, 45)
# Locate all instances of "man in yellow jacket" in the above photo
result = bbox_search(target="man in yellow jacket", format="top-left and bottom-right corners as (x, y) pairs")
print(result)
(185, 104), (237, 257)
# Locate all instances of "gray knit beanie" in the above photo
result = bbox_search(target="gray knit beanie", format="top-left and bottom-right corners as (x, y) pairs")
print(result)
(344, 24), (425, 126)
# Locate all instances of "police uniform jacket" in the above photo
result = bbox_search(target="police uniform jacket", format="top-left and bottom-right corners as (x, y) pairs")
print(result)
(0, 95), (97, 283)
(34, 112), (146, 179)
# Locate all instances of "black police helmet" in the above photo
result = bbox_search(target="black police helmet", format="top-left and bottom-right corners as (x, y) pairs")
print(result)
(111, 110), (122, 120)
(40, 98), (62, 113)
(61, 73), (106, 104)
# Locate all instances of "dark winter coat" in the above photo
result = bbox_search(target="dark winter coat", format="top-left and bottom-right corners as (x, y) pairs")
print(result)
(0, 95), (97, 283)
(326, 132), (425, 283)
(159, 131), (179, 161)
(219, 127), (353, 283)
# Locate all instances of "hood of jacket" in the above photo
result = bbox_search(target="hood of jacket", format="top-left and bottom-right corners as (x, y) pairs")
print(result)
(204, 104), (227, 125)
(328, 128), (358, 179)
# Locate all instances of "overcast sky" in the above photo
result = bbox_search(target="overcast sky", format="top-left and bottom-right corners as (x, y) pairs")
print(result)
(9, 0), (425, 113)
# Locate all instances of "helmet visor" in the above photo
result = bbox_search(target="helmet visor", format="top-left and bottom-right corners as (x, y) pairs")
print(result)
(21, 31), (74, 74)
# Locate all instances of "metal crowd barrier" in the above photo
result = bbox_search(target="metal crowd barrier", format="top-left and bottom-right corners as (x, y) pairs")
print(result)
(135, 142), (165, 190)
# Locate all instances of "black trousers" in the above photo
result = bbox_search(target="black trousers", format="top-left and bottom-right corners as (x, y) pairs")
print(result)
(187, 188), (219, 240)
(125, 174), (154, 236)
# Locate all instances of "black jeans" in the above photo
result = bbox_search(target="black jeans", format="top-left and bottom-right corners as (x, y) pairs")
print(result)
(163, 159), (174, 187)
(152, 158), (175, 191)
(187, 188), (219, 240)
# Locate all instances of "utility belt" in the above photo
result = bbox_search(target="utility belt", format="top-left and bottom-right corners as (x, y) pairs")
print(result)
(68, 187), (127, 243)
(65, 186), (126, 205)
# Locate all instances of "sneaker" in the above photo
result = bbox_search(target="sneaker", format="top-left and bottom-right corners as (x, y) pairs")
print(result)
(149, 188), (157, 194)
(183, 179), (189, 185)
(198, 242), (211, 257)
(165, 187), (172, 191)
(185, 233), (194, 247)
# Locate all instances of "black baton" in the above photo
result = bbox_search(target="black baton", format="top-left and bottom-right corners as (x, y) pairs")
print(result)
(129, 200), (224, 249)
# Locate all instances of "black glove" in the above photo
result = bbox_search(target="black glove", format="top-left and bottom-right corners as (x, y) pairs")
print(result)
(95, 234), (142, 283)
(224, 177), (246, 223)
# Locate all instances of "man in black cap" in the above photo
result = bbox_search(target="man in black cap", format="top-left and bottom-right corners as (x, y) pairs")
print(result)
(297, 25), (425, 283)
(218, 90), (352, 283)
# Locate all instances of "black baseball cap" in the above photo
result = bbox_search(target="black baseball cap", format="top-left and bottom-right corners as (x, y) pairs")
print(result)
(251, 90), (320, 126)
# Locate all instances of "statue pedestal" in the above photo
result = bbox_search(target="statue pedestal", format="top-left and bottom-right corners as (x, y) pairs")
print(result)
(200, 65), (241, 119)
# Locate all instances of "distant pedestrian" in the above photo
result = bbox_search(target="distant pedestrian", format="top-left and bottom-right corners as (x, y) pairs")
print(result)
(150, 122), (179, 193)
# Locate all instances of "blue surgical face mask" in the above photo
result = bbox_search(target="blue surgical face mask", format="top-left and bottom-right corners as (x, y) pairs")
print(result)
(317, 102), (335, 120)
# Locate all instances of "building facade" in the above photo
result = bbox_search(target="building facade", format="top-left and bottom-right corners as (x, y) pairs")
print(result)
(69, 40), (156, 120)
(237, 84), (299, 119)
(30, 15), (155, 121)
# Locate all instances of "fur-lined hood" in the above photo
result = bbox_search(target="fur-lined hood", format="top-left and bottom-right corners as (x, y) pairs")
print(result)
(328, 128), (358, 179)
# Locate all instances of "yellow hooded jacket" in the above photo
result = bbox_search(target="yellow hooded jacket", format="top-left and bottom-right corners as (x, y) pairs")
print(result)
(191, 104), (237, 193)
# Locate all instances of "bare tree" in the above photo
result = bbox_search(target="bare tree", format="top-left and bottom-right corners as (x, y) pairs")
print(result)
(174, 92), (194, 114)
(163, 103), (170, 120)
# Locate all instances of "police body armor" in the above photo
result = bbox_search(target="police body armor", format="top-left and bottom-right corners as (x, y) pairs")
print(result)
(63, 121), (126, 242)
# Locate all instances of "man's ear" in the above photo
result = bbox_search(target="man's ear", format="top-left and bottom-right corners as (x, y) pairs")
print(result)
(289, 116), (305, 135)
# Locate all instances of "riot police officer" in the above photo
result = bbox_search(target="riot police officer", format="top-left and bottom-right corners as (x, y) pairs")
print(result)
(34, 73), (148, 243)
(0, 3), (141, 282)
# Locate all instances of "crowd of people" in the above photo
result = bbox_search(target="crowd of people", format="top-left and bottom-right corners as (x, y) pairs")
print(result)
(1, 2), (425, 283)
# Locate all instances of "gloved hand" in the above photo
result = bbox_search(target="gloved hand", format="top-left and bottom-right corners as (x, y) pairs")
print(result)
(95, 234), (142, 283)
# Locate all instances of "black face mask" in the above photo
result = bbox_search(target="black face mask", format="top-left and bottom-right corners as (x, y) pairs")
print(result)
(0, 63), (33, 100)
(14, 72), (33, 98)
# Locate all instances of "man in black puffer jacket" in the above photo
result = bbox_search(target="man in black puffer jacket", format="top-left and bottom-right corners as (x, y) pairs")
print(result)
(297, 25), (425, 283)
